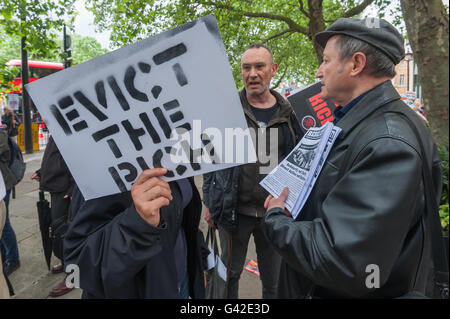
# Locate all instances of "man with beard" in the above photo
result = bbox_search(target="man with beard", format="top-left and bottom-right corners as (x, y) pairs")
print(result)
(203, 44), (303, 298)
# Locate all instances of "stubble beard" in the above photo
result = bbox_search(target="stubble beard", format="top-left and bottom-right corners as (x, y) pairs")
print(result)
(247, 83), (269, 98)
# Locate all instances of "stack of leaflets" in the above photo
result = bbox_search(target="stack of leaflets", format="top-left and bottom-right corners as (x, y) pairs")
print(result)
(260, 121), (341, 219)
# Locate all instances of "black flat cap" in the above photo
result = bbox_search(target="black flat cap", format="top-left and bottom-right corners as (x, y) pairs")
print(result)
(314, 18), (405, 64)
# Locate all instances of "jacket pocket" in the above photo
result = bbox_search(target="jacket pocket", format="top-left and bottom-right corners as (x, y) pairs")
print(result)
(208, 169), (238, 231)
(214, 168), (234, 192)
(209, 177), (224, 220)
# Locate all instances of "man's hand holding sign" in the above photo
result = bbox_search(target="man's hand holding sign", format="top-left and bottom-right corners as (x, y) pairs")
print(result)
(23, 15), (258, 299)
(131, 168), (172, 227)
(25, 15), (256, 201)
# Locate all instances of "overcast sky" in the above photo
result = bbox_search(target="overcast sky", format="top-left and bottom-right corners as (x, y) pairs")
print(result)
(73, 0), (111, 49)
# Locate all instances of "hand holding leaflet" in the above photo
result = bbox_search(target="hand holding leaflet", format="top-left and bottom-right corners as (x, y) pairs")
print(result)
(260, 122), (341, 219)
(264, 187), (292, 217)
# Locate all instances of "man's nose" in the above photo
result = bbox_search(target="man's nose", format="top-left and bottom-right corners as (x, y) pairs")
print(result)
(315, 66), (323, 79)
(249, 67), (258, 78)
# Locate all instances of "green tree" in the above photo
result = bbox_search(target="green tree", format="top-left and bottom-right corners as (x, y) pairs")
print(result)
(0, 24), (62, 63)
(0, 26), (20, 94)
(70, 34), (109, 65)
(1, 24), (108, 94)
(0, 0), (76, 56)
(0, 25), (20, 61)
(0, 63), (18, 94)
(86, 0), (391, 88)
(1, 25), (109, 65)
(0, 0), (76, 99)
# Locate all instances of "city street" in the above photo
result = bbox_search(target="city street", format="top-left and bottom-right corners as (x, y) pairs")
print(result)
(6, 149), (262, 299)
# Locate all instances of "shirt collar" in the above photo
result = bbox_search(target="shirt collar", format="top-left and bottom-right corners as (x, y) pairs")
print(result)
(333, 88), (375, 124)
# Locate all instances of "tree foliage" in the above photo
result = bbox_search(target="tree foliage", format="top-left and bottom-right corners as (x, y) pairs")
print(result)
(0, 26), (109, 64)
(0, 25), (20, 94)
(0, 63), (18, 95)
(0, 0), (76, 95)
(0, 25), (108, 94)
(0, 0), (76, 56)
(0, 25), (20, 60)
(86, 0), (392, 88)
(70, 34), (109, 65)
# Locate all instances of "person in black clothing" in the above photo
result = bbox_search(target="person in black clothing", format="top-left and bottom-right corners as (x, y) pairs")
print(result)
(1, 108), (20, 143)
(263, 18), (443, 298)
(31, 135), (75, 297)
(1, 193), (15, 298)
(64, 168), (206, 299)
(0, 130), (20, 277)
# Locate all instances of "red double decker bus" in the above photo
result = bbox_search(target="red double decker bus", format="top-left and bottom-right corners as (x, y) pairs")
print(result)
(4, 59), (63, 128)
(6, 59), (63, 94)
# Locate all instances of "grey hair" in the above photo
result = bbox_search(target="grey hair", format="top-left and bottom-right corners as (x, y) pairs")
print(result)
(334, 35), (396, 78)
(245, 43), (274, 64)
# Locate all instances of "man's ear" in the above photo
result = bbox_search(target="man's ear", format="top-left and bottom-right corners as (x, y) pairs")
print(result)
(271, 63), (279, 77)
(350, 52), (366, 76)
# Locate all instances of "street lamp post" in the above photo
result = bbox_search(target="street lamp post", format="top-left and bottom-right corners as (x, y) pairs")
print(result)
(21, 36), (33, 154)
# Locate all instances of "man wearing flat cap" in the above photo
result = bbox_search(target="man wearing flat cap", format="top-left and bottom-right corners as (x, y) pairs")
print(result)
(263, 18), (444, 298)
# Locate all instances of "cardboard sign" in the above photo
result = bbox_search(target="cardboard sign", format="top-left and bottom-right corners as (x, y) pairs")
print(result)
(281, 85), (299, 97)
(288, 82), (338, 133)
(8, 94), (19, 111)
(25, 15), (256, 200)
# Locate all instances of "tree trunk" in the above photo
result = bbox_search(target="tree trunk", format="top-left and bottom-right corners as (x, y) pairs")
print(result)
(401, 0), (449, 147)
(308, 0), (326, 64)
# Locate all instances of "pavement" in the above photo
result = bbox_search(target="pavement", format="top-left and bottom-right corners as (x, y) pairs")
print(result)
(6, 148), (262, 299)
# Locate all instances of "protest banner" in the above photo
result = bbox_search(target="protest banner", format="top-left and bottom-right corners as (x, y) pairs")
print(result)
(281, 84), (299, 97)
(288, 82), (338, 133)
(8, 94), (19, 111)
(25, 15), (256, 200)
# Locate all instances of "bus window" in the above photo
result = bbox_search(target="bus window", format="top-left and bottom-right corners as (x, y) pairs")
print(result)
(29, 66), (61, 78)
(5, 59), (63, 93)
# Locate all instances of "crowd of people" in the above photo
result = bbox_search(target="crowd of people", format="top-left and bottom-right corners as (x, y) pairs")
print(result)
(0, 18), (446, 299)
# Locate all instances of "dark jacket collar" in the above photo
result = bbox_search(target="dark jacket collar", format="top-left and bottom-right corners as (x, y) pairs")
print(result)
(336, 80), (400, 139)
(239, 88), (294, 124)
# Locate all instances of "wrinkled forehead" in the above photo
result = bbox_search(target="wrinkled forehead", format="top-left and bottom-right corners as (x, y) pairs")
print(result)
(322, 35), (342, 58)
(241, 47), (273, 65)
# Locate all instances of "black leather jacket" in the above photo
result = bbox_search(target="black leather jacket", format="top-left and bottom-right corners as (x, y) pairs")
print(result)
(264, 81), (442, 298)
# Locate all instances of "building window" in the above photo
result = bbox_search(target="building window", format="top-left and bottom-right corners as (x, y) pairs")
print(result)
(399, 74), (405, 86)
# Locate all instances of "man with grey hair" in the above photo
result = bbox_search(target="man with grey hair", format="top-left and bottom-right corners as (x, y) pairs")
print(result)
(202, 44), (302, 298)
(263, 18), (444, 298)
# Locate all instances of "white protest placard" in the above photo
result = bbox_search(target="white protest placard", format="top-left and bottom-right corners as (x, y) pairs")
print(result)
(8, 94), (19, 111)
(26, 15), (256, 200)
